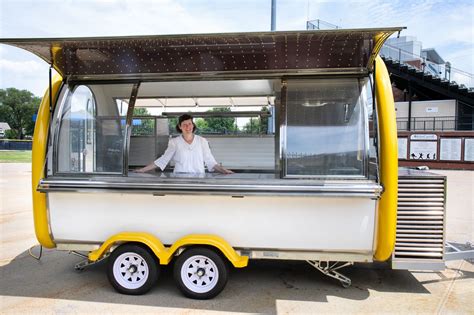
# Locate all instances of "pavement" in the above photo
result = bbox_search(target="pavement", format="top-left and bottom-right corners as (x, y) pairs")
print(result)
(0, 163), (473, 314)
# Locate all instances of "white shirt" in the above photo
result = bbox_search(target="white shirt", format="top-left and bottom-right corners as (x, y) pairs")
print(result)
(154, 135), (218, 173)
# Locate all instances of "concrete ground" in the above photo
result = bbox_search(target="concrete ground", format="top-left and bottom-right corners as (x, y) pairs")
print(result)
(0, 163), (472, 314)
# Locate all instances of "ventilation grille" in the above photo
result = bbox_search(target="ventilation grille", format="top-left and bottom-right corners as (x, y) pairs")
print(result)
(393, 175), (446, 265)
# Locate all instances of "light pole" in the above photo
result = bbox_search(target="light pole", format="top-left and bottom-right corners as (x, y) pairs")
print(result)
(271, 0), (276, 31)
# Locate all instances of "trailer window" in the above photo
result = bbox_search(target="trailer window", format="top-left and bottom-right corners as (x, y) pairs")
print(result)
(128, 80), (277, 172)
(56, 84), (133, 174)
(284, 78), (368, 178)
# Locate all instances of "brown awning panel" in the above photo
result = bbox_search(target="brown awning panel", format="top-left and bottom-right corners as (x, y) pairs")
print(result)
(0, 28), (403, 79)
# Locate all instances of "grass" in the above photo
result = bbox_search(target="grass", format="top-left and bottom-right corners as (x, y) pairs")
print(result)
(0, 150), (32, 163)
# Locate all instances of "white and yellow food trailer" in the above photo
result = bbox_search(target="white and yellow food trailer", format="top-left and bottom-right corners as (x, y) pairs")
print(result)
(1, 28), (451, 299)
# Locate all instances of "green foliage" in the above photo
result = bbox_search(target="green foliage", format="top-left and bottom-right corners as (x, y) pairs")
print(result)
(132, 107), (154, 136)
(202, 107), (237, 134)
(133, 107), (151, 116)
(0, 88), (41, 139)
(243, 106), (269, 134)
(194, 118), (208, 133)
(243, 118), (262, 134)
(5, 129), (18, 139)
(168, 117), (178, 133)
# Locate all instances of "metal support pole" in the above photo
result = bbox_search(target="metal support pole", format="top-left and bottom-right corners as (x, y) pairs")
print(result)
(49, 67), (53, 113)
(407, 84), (412, 131)
(271, 0), (276, 31)
(122, 82), (141, 176)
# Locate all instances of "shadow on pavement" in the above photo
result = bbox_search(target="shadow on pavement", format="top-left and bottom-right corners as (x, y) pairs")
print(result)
(0, 248), (435, 313)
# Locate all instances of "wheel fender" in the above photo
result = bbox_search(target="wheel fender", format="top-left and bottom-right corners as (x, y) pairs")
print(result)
(167, 234), (249, 268)
(88, 232), (167, 262)
(89, 233), (249, 268)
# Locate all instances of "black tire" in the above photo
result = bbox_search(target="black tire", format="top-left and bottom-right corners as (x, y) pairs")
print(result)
(173, 247), (228, 299)
(107, 243), (159, 295)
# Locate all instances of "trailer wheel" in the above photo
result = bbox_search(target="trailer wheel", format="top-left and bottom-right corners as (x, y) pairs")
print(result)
(107, 244), (159, 295)
(173, 247), (228, 299)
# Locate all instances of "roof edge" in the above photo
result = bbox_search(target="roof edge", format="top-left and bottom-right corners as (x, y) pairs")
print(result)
(0, 27), (405, 43)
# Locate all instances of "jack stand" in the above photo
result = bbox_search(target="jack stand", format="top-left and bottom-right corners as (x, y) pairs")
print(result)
(307, 260), (353, 288)
(28, 244), (43, 260)
(69, 251), (106, 271)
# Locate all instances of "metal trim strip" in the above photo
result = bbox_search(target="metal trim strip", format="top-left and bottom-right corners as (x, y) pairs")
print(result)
(38, 178), (382, 197)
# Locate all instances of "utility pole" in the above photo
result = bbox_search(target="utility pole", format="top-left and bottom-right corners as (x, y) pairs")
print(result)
(271, 0), (276, 31)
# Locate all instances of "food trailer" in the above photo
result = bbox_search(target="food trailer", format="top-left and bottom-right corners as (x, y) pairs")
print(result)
(2, 28), (453, 299)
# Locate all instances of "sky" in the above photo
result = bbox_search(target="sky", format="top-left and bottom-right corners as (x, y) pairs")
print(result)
(0, 0), (473, 96)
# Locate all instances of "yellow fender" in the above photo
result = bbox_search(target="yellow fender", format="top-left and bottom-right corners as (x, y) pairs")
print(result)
(374, 55), (398, 261)
(88, 232), (249, 268)
(32, 75), (63, 248)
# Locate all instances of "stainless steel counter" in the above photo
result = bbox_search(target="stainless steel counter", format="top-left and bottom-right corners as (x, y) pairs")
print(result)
(38, 171), (382, 198)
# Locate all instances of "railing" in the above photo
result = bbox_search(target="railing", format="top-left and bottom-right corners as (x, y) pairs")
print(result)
(0, 139), (33, 150)
(380, 44), (474, 89)
(305, 19), (474, 90)
(306, 19), (340, 30)
(396, 116), (473, 131)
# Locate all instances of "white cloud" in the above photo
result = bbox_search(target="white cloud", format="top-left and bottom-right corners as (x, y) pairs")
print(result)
(0, 0), (473, 95)
(0, 59), (44, 73)
(0, 59), (49, 96)
(0, 0), (239, 38)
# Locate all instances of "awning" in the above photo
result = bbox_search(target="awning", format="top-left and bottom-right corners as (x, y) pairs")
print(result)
(0, 28), (403, 80)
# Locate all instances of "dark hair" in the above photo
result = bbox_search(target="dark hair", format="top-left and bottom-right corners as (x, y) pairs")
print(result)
(176, 114), (197, 133)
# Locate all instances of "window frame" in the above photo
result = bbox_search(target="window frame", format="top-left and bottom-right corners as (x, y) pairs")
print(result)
(280, 76), (371, 180)
(50, 77), (373, 180)
(52, 83), (136, 177)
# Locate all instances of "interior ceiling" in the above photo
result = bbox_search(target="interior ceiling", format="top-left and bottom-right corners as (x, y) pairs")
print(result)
(133, 96), (275, 108)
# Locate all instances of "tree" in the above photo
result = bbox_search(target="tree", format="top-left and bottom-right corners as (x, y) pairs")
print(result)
(243, 118), (261, 134)
(203, 107), (236, 134)
(194, 118), (208, 133)
(0, 88), (41, 139)
(168, 116), (178, 133)
(131, 107), (154, 136)
(243, 106), (269, 134)
(133, 107), (151, 116)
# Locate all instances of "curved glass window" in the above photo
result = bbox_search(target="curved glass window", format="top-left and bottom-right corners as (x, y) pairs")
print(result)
(56, 84), (132, 174)
(284, 78), (369, 178)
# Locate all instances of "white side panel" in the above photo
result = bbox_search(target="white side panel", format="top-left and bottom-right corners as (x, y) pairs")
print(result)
(395, 99), (456, 118)
(128, 136), (275, 169)
(207, 136), (274, 169)
(48, 193), (376, 252)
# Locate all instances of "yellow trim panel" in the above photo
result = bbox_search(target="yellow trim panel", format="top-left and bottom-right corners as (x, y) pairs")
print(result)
(88, 232), (249, 268)
(31, 75), (62, 248)
(374, 55), (398, 261)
